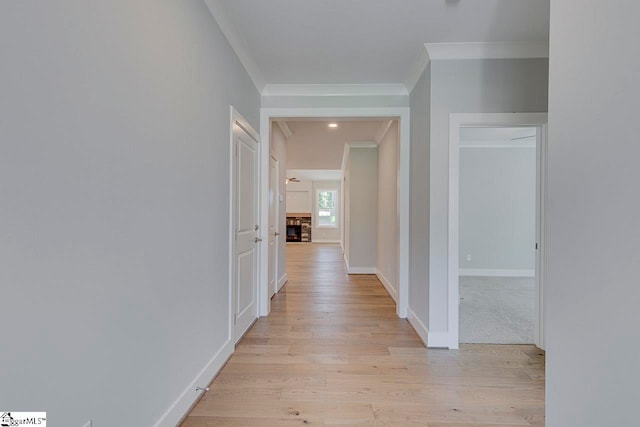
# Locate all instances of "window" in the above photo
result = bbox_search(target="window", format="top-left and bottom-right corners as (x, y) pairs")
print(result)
(316, 190), (338, 228)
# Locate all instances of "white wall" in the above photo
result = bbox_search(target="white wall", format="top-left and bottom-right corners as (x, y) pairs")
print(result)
(459, 146), (536, 274)
(312, 180), (342, 243)
(271, 124), (288, 286)
(285, 180), (313, 213)
(0, 2), (259, 426)
(344, 147), (378, 271)
(408, 64), (431, 341)
(547, 2), (640, 426)
(377, 121), (399, 299)
(428, 58), (549, 338)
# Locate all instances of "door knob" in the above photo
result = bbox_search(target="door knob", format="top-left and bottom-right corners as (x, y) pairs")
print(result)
(254, 237), (263, 243)
(274, 232), (280, 236)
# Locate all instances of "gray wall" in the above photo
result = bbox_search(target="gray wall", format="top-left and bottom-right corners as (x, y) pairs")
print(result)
(270, 124), (288, 285)
(408, 64), (432, 330)
(459, 147), (536, 272)
(429, 58), (549, 335)
(547, 2), (640, 426)
(345, 148), (378, 270)
(0, 2), (259, 426)
(377, 121), (399, 295)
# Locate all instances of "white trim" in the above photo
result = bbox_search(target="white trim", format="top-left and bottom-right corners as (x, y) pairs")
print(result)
(348, 141), (378, 148)
(261, 84), (408, 97)
(312, 240), (341, 244)
(427, 331), (450, 349)
(153, 339), (233, 427)
(449, 113), (548, 351)
(375, 120), (394, 145)
(425, 41), (549, 61)
(203, 0), (265, 92)
(376, 270), (398, 303)
(277, 273), (288, 291)
(459, 269), (535, 277)
(261, 107), (410, 319)
(407, 309), (428, 347)
(275, 121), (292, 139)
(348, 267), (377, 275)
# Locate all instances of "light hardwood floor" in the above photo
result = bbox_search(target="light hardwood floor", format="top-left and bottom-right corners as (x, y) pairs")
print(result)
(181, 243), (545, 426)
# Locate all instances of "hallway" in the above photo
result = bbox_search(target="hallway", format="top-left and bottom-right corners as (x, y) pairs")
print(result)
(181, 244), (544, 426)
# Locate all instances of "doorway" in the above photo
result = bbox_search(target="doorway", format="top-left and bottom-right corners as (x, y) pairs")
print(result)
(260, 108), (411, 319)
(448, 113), (547, 349)
(458, 126), (538, 344)
(230, 108), (261, 344)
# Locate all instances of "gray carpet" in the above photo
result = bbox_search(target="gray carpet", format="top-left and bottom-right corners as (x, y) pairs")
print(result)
(459, 276), (535, 344)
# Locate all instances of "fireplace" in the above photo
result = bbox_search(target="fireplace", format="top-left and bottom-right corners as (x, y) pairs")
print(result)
(286, 215), (312, 242)
(286, 224), (302, 242)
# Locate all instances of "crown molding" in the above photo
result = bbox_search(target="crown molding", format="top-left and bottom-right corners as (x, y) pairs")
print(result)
(405, 45), (430, 93)
(424, 41), (549, 61)
(204, 0), (265, 92)
(375, 120), (394, 145)
(275, 121), (292, 139)
(261, 84), (409, 97)
(405, 41), (548, 93)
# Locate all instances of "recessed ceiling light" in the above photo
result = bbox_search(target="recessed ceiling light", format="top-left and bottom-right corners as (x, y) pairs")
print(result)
(328, 123), (338, 128)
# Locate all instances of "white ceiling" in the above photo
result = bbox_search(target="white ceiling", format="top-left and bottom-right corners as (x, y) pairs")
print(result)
(207, 0), (549, 88)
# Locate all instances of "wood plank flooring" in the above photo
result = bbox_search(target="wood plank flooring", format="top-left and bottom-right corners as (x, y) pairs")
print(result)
(181, 243), (545, 426)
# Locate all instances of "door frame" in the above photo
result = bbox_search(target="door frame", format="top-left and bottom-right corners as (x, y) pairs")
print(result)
(229, 106), (261, 343)
(448, 113), (548, 350)
(259, 107), (410, 318)
(269, 154), (280, 297)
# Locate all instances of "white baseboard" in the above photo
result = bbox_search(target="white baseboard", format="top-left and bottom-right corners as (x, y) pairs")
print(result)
(459, 268), (535, 278)
(278, 273), (288, 291)
(348, 267), (377, 274)
(153, 339), (234, 427)
(407, 308), (428, 347)
(312, 240), (341, 244)
(427, 331), (451, 348)
(376, 270), (398, 303)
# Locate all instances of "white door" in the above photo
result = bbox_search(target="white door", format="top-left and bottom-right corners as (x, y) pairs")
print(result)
(234, 122), (260, 344)
(268, 156), (279, 297)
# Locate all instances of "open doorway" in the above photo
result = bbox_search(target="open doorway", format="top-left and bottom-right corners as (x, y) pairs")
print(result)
(458, 126), (538, 344)
(261, 111), (409, 319)
(448, 113), (547, 349)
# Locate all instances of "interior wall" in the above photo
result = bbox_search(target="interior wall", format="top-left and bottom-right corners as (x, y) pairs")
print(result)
(285, 180), (313, 213)
(547, 2), (640, 426)
(312, 180), (342, 243)
(408, 64), (431, 339)
(0, 2), (260, 426)
(343, 155), (351, 264)
(459, 146), (536, 274)
(428, 58), (549, 339)
(346, 147), (379, 271)
(377, 121), (399, 298)
(270, 124), (288, 285)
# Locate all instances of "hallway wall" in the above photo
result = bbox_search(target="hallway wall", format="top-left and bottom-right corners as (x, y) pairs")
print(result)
(377, 121), (400, 300)
(547, 1), (640, 425)
(0, 2), (259, 426)
(428, 58), (548, 344)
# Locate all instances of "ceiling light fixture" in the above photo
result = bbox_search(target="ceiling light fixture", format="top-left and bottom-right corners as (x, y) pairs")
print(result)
(328, 123), (338, 128)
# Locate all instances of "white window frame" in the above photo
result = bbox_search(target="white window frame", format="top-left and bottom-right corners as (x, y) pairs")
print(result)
(315, 189), (339, 229)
